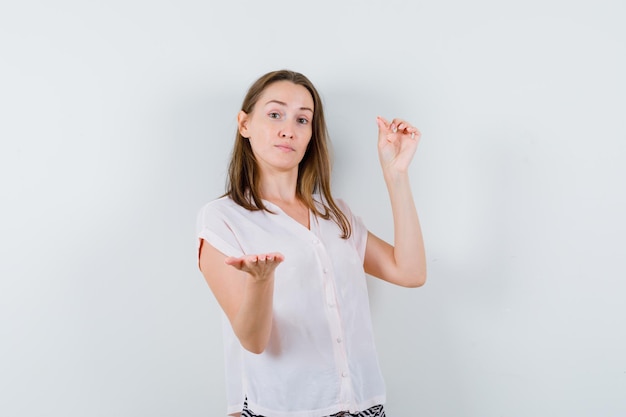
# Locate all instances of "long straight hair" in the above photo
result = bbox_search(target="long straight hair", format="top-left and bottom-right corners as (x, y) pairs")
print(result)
(225, 70), (351, 238)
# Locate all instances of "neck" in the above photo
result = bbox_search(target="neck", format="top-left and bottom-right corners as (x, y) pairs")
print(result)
(258, 170), (300, 204)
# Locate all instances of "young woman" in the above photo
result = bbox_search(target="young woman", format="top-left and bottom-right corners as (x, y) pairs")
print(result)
(197, 70), (426, 417)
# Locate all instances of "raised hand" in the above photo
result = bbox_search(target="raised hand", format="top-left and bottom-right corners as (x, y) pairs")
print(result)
(225, 252), (285, 282)
(376, 116), (421, 176)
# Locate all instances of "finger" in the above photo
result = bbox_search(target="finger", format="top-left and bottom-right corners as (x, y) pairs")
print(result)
(377, 116), (398, 144)
(265, 252), (284, 263)
(400, 124), (417, 134)
(392, 119), (420, 138)
(376, 116), (389, 127)
(376, 116), (390, 133)
(411, 128), (421, 140)
(391, 119), (412, 132)
(232, 252), (284, 265)
(270, 252), (285, 262)
(390, 118), (407, 133)
(235, 255), (257, 269)
(224, 257), (244, 269)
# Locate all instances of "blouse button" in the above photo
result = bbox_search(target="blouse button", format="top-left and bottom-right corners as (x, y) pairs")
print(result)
(341, 371), (348, 377)
(336, 337), (342, 344)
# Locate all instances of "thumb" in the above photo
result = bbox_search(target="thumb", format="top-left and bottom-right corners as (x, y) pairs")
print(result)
(376, 116), (390, 132)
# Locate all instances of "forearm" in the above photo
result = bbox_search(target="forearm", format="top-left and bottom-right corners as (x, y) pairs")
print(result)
(232, 276), (275, 354)
(384, 171), (426, 286)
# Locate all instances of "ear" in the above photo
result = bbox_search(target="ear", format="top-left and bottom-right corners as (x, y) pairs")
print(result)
(237, 110), (250, 138)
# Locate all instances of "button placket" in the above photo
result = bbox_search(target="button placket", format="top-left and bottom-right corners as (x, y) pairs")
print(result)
(309, 225), (354, 405)
(317, 241), (353, 403)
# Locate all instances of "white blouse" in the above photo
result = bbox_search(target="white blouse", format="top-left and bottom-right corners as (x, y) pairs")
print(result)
(197, 196), (386, 417)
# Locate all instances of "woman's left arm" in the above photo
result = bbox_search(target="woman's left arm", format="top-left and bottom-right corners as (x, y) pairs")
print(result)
(363, 116), (426, 288)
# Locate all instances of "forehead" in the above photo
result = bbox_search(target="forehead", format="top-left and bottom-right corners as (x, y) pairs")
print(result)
(259, 81), (314, 110)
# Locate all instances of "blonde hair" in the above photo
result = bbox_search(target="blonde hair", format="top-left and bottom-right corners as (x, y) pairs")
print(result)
(225, 70), (351, 238)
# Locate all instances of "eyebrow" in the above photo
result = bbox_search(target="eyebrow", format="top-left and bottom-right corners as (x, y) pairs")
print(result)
(265, 100), (313, 114)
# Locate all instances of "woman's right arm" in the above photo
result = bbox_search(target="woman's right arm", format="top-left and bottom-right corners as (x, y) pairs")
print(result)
(198, 239), (284, 354)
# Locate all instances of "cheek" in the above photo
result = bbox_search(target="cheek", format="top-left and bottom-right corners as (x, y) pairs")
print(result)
(302, 138), (313, 154)
(302, 126), (313, 142)
(249, 124), (272, 144)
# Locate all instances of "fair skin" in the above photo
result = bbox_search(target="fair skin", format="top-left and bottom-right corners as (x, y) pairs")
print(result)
(198, 80), (426, 355)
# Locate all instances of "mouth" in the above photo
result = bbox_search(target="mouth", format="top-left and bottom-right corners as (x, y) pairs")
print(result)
(274, 144), (295, 152)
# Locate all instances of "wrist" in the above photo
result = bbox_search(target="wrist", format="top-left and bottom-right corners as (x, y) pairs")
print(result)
(247, 273), (276, 284)
(383, 169), (410, 184)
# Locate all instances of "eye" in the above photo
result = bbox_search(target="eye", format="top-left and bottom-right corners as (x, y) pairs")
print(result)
(297, 117), (309, 125)
(268, 112), (280, 119)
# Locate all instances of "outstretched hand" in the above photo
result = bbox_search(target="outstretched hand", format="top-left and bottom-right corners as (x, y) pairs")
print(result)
(225, 252), (285, 281)
(376, 116), (421, 175)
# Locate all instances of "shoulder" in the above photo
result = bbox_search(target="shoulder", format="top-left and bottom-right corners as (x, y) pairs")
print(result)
(200, 195), (236, 209)
(198, 196), (242, 217)
(315, 195), (366, 235)
(333, 197), (351, 213)
(330, 196), (359, 223)
(313, 194), (352, 215)
(196, 196), (246, 230)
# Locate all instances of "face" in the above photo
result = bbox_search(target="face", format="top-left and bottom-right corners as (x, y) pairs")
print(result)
(238, 81), (314, 175)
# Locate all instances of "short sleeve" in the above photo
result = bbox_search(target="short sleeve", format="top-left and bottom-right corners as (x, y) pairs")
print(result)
(335, 198), (368, 262)
(196, 200), (245, 258)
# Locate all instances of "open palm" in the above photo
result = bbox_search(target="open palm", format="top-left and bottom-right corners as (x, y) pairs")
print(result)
(225, 252), (285, 281)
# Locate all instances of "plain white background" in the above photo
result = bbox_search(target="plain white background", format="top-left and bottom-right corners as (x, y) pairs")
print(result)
(1, 1), (625, 416)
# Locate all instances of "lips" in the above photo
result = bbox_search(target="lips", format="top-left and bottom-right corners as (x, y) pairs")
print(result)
(274, 144), (295, 152)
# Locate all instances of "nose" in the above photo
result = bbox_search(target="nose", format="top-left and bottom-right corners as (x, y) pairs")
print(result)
(279, 122), (295, 139)
(279, 130), (294, 139)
